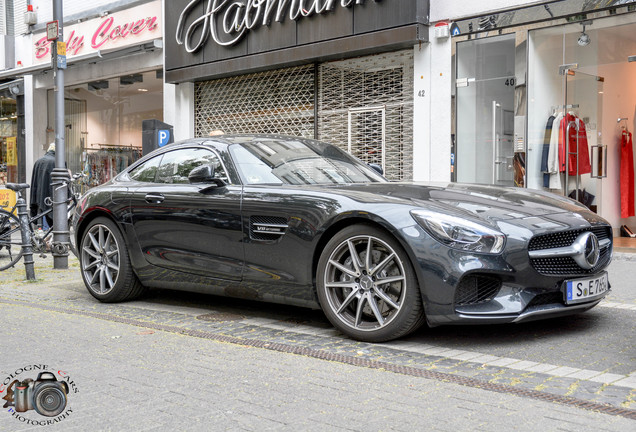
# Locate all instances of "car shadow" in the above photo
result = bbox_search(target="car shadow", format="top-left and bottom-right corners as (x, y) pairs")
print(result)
(139, 288), (608, 348)
(404, 310), (606, 349)
(141, 288), (331, 326)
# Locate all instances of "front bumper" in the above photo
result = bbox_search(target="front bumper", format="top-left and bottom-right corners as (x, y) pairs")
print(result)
(398, 216), (613, 327)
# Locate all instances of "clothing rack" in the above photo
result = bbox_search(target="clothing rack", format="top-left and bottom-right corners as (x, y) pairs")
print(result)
(82, 144), (142, 186)
(550, 104), (579, 115)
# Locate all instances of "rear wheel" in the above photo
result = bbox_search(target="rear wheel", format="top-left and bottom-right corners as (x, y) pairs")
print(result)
(0, 210), (23, 271)
(79, 217), (145, 302)
(316, 224), (424, 342)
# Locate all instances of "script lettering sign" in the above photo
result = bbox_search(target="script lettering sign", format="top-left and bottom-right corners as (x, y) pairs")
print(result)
(31, 0), (161, 65)
(176, 0), (379, 51)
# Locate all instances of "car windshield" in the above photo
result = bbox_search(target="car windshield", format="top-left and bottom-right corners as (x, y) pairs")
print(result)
(228, 137), (386, 185)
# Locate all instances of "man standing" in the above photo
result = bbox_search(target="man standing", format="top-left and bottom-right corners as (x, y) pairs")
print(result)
(30, 143), (56, 229)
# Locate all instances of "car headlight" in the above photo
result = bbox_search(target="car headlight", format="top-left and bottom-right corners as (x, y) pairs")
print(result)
(411, 209), (505, 254)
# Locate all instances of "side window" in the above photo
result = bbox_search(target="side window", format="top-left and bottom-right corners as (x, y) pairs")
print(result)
(128, 155), (162, 182)
(155, 148), (227, 184)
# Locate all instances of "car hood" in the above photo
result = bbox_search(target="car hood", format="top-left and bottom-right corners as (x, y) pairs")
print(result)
(322, 182), (596, 223)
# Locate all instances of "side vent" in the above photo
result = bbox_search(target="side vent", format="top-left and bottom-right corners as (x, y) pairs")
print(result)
(250, 216), (288, 240)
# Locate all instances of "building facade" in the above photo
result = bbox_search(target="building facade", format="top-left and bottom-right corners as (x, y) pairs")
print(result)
(163, 0), (445, 183)
(0, 0), (634, 234)
(0, 0), (164, 190)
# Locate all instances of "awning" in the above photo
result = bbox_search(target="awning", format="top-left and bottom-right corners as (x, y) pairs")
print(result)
(0, 39), (162, 81)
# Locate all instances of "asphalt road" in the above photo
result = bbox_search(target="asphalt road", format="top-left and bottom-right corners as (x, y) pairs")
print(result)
(0, 253), (634, 430)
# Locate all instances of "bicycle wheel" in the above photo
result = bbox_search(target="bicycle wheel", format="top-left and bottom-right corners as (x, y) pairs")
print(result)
(0, 210), (23, 271)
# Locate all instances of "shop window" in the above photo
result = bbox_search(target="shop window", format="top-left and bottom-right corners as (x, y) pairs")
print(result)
(527, 17), (636, 224)
(47, 70), (163, 186)
(0, 96), (18, 185)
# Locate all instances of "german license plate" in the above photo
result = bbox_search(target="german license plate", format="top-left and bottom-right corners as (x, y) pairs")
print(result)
(565, 272), (609, 304)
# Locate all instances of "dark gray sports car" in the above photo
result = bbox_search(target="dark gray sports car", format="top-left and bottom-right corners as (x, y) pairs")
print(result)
(74, 134), (612, 342)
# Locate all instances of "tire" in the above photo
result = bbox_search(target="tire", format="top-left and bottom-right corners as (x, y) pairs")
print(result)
(316, 224), (425, 342)
(0, 210), (23, 271)
(79, 217), (146, 302)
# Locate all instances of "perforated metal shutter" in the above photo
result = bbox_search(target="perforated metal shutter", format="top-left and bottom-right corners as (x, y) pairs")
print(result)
(194, 50), (414, 181)
(318, 50), (414, 180)
(195, 65), (315, 138)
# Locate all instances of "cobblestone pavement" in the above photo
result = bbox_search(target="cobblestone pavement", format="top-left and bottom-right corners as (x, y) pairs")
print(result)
(0, 252), (634, 430)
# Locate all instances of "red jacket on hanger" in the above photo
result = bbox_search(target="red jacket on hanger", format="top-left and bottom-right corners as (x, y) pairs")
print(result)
(558, 113), (591, 175)
(621, 129), (634, 218)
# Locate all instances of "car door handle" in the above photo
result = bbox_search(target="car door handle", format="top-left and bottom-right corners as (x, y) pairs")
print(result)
(145, 193), (165, 203)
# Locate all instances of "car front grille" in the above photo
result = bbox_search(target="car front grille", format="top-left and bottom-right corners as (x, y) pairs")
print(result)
(528, 226), (610, 251)
(528, 226), (612, 276)
(454, 275), (502, 306)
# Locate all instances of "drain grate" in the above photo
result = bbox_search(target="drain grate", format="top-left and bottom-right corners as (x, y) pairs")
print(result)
(196, 312), (244, 322)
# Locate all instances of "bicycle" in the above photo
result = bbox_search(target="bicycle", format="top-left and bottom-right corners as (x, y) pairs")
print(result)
(0, 173), (85, 271)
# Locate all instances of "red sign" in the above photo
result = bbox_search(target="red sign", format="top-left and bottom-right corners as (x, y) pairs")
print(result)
(35, 16), (158, 60)
(32, 1), (161, 64)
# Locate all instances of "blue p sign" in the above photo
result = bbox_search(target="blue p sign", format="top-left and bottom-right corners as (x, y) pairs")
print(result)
(158, 130), (170, 147)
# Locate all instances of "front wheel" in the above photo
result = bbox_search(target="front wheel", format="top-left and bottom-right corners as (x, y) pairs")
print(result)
(316, 225), (425, 342)
(79, 217), (145, 302)
(0, 210), (23, 271)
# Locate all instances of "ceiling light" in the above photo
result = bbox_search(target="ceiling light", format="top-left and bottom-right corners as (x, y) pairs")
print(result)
(578, 22), (591, 47)
(88, 80), (109, 91)
(120, 74), (143, 85)
(137, 88), (148, 92)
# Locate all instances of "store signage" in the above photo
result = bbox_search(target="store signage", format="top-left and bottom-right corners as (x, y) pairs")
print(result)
(46, 21), (59, 41)
(176, 0), (381, 51)
(158, 130), (171, 147)
(56, 41), (67, 69)
(32, 0), (161, 65)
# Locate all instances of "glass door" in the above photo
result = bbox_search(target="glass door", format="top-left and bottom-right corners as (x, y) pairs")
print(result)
(560, 65), (603, 207)
(456, 34), (516, 186)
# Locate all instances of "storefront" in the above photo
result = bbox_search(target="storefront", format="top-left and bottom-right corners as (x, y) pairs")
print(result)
(0, 0), (164, 190)
(451, 0), (636, 229)
(164, 0), (429, 181)
(0, 88), (19, 185)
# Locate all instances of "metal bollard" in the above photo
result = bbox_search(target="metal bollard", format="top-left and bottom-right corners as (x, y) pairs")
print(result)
(15, 194), (36, 280)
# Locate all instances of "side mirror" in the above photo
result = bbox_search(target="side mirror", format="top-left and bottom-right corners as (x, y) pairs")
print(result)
(188, 165), (225, 186)
(368, 163), (383, 175)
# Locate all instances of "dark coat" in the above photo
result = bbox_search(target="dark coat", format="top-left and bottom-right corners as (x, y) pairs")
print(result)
(30, 151), (56, 218)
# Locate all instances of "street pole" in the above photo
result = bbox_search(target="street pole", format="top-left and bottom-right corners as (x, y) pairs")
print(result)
(51, 0), (69, 269)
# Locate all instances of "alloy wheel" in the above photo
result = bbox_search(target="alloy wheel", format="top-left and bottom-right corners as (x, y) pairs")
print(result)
(81, 224), (120, 295)
(323, 235), (407, 332)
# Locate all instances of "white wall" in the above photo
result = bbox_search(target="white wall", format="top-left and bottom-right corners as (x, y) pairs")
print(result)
(28, 0), (141, 24)
(597, 62), (636, 229)
(412, 25), (452, 182)
(163, 82), (194, 142)
(431, 0), (545, 21)
(23, 74), (48, 188)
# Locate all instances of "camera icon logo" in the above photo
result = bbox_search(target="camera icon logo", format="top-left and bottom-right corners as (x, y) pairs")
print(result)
(4, 372), (69, 417)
